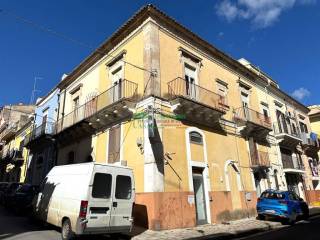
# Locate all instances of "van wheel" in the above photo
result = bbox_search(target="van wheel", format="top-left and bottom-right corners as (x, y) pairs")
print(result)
(61, 219), (75, 240)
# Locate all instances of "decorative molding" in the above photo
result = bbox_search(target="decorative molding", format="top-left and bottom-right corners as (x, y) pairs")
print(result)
(178, 46), (202, 63)
(106, 50), (127, 67)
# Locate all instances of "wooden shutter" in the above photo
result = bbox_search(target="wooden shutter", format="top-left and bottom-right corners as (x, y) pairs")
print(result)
(108, 125), (121, 163)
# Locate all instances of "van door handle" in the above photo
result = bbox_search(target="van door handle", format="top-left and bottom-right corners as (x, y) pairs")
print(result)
(113, 202), (118, 208)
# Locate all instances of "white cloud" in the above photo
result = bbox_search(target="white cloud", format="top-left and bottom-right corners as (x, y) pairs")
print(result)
(216, 0), (316, 28)
(218, 31), (225, 38)
(291, 87), (311, 100)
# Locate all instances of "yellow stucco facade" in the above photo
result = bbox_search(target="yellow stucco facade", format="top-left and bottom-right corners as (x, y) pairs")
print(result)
(53, 5), (319, 230)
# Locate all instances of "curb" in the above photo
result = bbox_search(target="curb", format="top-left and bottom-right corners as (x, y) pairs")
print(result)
(186, 223), (282, 240)
(186, 207), (320, 240)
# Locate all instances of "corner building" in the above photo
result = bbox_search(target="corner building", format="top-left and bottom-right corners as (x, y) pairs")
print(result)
(52, 5), (318, 230)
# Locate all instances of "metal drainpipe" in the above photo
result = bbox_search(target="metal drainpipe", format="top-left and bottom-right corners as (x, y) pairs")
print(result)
(55, 89), (66, 166)
(61, 89), (67, 126)
(24, 114), (36, 183)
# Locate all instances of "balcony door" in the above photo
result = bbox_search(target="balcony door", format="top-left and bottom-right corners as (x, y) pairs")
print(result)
(241, 91), (250, 120)
(111, 66), (123, 103)
(184, 64), (197, 100)
(276, 110), (288, 134)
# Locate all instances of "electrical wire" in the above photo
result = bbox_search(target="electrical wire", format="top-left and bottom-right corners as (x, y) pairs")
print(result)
(0, 8), (154, 75)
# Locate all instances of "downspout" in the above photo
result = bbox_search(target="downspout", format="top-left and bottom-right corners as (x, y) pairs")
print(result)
(55, 89), (66, 166)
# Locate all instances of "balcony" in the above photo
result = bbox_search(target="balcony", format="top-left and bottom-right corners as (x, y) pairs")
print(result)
(250, 150), (270, 168)
(0, 125), (17, 142)
(233, 107), (272, 141)
(273, 122), (302, 148)
(24, 122), (55, 148)
(309, 159), (320, 178)
(55, 79), (138, 143)
(0, 149), (24, 166)
(301, 132), (320, 156)
(281, 153), (304, 173)
(167, 77), (228, 129)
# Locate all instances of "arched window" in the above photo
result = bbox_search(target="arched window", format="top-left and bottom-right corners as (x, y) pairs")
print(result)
(189, 131), (203, 145)
(68, 151), (75, 165)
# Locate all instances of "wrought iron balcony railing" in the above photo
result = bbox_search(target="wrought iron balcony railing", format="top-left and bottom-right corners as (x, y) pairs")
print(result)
(234, 107), (272, 129)
(24, 122), (55, 146)
(56, 79), (138, 134)
(301, 132), (320, 148)
(250, 150), (270, 167)
(273, 122), (301, 139)
(0, 125), (17, 141)
(281, 154), (304, 170)
(167, 77), (228, 112)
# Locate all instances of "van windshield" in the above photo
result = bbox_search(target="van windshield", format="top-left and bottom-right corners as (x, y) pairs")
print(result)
(92, 173), (112, 199)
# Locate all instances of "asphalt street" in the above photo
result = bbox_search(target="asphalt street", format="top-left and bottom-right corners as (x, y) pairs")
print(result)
(0, 206), (129, 240)
(1, 205), (320, 240)
(235, 215), (320, 240)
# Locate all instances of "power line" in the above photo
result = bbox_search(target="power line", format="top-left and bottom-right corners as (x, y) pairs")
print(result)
(0, 8), (154, 75)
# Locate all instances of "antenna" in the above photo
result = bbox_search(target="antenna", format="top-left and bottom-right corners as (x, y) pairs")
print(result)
(30, 76), (42, 104)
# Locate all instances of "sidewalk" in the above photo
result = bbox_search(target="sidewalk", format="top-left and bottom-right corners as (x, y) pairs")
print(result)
(131, 207), (320, 240)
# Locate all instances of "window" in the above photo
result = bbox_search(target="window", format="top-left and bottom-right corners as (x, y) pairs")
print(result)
(115, 175), (132, 199)
(92, 173), (112, 199)
(111, 66), (123, 102)
(299, 122), (308, 133)
(42, 108), (48, 125)
(216, 81), (228, 97)
(184, 64), (197, 98)
(260, 102), (269, 118)
(73, 97), (79, 110)
(291, 123), (297, 135)
(189, 131), (203, 145)
(241, 91), (249, 108)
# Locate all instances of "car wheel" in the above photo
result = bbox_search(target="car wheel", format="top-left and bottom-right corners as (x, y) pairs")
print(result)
(302, 207), (309, 220)
(61, 219), (75, 240)
(257, 214), (265, 220)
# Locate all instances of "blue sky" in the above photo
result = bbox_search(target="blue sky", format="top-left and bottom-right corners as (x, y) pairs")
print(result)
(0, 0), (319, 106)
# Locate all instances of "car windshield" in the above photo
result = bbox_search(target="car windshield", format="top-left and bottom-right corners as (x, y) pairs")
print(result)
(261, 192), (285, 199)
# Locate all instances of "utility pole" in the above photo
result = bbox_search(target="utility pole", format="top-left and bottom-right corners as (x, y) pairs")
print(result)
(30, 77), (42, 104)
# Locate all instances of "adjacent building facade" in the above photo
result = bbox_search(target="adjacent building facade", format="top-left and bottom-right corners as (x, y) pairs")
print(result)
(1, 4), (320, 230)
(0, 104), (35, 182)
(24, 88), (59, 185)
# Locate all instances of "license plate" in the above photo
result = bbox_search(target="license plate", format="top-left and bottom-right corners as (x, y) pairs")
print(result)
(265, 210), (276, 214)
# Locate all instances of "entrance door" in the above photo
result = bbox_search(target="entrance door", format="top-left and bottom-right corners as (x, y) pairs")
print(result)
(285, 173), (300, 196)
(192, 169), (207, 225)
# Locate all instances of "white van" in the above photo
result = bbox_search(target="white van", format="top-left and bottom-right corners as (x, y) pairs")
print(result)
(33, 162), (135, 240)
